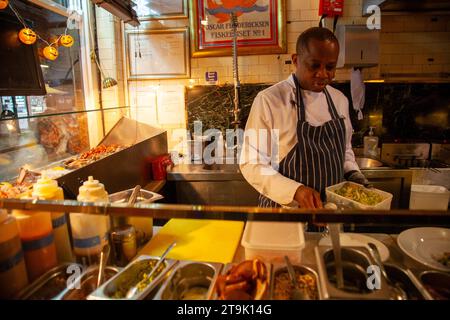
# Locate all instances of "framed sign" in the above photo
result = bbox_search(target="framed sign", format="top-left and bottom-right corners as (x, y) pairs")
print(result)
(126, 28), (190, 80)
(133, 0), (188, 20)
(189, 0), (286, 57)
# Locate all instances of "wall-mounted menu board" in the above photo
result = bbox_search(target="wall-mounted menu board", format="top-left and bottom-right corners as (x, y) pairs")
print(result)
(126, 28), (190, 80)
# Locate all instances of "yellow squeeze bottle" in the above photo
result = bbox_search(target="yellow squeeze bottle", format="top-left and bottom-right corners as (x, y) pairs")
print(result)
(32, 175), (74, 263)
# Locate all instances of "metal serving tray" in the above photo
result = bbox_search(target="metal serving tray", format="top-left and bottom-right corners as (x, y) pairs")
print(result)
(87, 255), (177, 300)
(16, 262), (82, 300)
(211, 261), (272, 300)
(315, 246), (392, 300)
(56, 265), (121, 300)
(153, 260), (223, 300)
(270, 263), (322, 300)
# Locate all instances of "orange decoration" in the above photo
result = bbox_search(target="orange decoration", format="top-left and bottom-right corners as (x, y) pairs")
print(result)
(18, 28), (37, 45)
(0, 0), (8, 10)
(59, 34), (74, 47)
(43, 46), (58, 60)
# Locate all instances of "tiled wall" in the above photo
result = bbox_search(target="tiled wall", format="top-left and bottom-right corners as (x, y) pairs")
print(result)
(95, 1), (450, 151)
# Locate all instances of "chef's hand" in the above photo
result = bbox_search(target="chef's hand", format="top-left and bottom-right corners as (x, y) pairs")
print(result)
(294, 185), (323, 209)
(345, 170), (372, 188)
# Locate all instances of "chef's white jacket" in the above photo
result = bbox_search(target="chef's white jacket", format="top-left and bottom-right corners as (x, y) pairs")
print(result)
(239, 74), (360, 206)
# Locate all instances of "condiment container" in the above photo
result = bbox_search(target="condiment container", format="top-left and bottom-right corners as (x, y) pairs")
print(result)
(110, 224), (137, 267)
(70, 176), (110, 265)
(13, 202), (58, 282)
(0, 209), (29, 298)
(32, 175), (74, 262)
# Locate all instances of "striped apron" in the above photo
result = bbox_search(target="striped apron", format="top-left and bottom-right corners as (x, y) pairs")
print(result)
(258, 75), (346, 207)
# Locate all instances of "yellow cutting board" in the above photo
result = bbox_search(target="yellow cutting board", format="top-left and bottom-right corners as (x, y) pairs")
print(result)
(138, 219), (244, 264)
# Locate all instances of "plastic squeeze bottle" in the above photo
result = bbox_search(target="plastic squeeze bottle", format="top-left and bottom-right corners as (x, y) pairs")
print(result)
(0, 209), (29, 299)
(70, 176), (110, 265)
(363, 126), (379, 159)
(32, 175), (74, 263)
(13, 200), (58, 281)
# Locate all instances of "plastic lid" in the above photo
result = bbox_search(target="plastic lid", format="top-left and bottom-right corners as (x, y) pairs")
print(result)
(32, 175), (61, 199)
(411, 185), (449, 194)
(241, 221), (305, 250)
(77, 176), (109, 201)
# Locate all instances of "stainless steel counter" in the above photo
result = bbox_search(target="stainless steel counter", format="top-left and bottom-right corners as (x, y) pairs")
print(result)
(167, 163), (412, 208)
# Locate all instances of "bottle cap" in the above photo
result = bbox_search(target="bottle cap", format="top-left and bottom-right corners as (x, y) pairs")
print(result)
(77, 176), (109, 202)
(32, 175), (62, 200)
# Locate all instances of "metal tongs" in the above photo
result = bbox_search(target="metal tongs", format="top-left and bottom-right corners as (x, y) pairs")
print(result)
(284, 256), (310, 300)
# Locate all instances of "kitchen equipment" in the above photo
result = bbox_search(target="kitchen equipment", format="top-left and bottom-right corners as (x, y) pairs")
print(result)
(153, 260), (223, 300)
(329, 224), (344, 289)
(419, 271), (450, 300)
(97, 244), (110, 288)
(367, 243), (407, 300)
(108, 187), (163, 245)
(241, 221), (305, 264)
(150, 154), (173, 180)
(51, 117), (167, 198)
(88, 255), (176, 300)
(284, 256), (310, 300)
(315, 246), (391, 299)
(271, 263), (321, 300)
(139, 219), (244, 264)
(397, 227), (450, 272)
(319, 233), (390, 262)
(381, 143), (430, 168)
(59, 266), (120, 300)
(409, 185), (449, 211)
(110, 225), (137, 267)
(125, 241), (176, 299)
(384, 265), (430, 300)
(16, 263), (82, 300)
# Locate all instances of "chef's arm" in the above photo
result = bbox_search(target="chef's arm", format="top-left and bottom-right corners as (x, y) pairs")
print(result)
(239, 94), (301, 206)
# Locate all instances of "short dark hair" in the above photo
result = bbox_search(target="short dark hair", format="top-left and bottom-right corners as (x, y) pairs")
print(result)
(296, 27), (339, 54)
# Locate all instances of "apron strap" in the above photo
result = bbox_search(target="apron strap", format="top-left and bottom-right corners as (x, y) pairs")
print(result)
(292, 74), (306, 122)
(323, 88), (341, 120)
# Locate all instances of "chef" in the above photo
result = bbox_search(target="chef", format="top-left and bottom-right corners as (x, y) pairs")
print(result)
(240, 27), (370, 209)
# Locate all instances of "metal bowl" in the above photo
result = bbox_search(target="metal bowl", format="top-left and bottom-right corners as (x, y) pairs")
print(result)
(154, 261), (222, 300)
(356, 157), (384, 168)
(419, 271), (450, 300)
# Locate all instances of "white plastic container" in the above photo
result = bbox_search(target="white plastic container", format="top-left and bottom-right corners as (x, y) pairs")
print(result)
(70, 176), (110, 264)
(241, 221), (305, 264)
(409, 185), (450, 211)
(326, 181), (393, 210)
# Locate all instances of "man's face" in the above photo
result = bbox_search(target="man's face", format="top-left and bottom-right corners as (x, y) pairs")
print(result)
(292, 39), (339, 92)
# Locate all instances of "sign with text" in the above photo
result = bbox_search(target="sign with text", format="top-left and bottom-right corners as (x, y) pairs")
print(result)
(190, 0), (286, 57)
(205, 71), (218, 84)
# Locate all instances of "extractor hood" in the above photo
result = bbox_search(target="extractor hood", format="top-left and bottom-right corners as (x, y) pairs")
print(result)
(363, 0), (450, 15)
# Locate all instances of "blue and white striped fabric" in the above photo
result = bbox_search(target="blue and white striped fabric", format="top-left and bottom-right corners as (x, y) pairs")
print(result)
(259, 75), (346, 207)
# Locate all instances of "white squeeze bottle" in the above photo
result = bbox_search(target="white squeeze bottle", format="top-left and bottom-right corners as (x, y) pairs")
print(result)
(70, 176), (110, 265)
(363, 126), (379, 159)
(31, 175), (74, 263)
